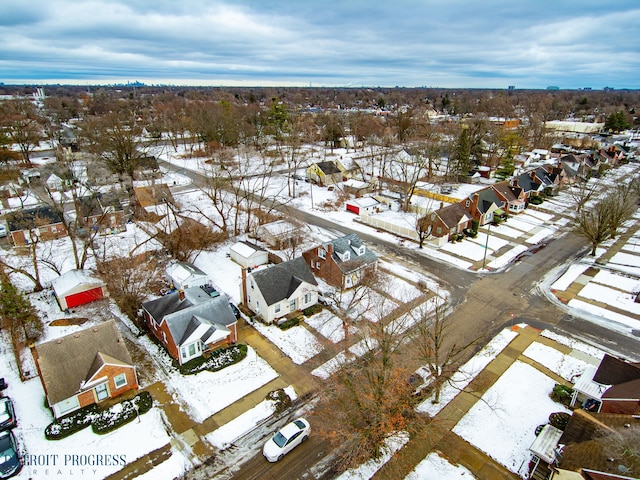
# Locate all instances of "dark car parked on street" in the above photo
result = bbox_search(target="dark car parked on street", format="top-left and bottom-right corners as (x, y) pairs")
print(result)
(0, 398), (16, 432)
(0, 430), (21, 479)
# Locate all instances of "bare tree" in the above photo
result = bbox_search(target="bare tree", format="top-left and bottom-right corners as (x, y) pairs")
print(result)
(574, 183), (638, 256)
(409, 297), (482, 404)
(0, 99), (43, 165)
(313, 295), (423, 470)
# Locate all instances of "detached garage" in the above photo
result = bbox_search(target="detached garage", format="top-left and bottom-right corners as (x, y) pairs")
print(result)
(345, 196), (383, 215)
(52, 270), (108, 311)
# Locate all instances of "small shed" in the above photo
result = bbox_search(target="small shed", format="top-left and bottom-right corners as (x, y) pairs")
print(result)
(230, 240), (269, 269)
(346, 197), (382, 215)
(166, 261), (210, 290)
(52, 270), (108, 310)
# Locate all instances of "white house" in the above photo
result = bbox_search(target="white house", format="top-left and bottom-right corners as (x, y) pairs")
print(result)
(243, 257), (318, 324)
(230, 240), (269, 269)
(166, 261), (210, 290)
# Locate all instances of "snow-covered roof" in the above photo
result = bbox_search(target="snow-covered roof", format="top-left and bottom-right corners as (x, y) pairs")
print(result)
(166, 261), (208, 284)
(572, 365), (611, 400)
(529, 424), (563, 464)
(230, 240), (266, 258)
(347, 197), (380, 208)
(51, 270), (104, 297)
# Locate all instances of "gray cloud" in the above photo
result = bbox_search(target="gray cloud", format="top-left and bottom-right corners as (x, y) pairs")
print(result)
(1, 0), (638, 88)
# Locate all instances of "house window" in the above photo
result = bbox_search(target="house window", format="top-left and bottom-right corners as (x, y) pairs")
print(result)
(318, 248), (326, 259)
(436, 227), (442, 235)
(310, 260), (315, 268)
(304, 293), (312, 304)
(358, 246), (365, 255)
(275, 304), (281, 313)
(250, 280), (255, 290)
(188, 344), (196, 356)
(114, 373), (127, 389)
(51, 226), (57, 233)
(465, 200), (470, 207)
(95, 383), (109, 401)
(290, 299), (296, 311)
(342, 252), (350, 261)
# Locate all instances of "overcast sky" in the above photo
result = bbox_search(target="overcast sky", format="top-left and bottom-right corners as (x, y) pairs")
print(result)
(1, 0), (639, 89)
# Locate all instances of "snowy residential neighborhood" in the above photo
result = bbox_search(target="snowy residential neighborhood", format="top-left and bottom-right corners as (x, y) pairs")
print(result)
(0, 86), (640, 480)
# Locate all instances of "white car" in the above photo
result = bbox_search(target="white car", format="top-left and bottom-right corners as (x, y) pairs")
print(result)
(263, 417), (310, 462)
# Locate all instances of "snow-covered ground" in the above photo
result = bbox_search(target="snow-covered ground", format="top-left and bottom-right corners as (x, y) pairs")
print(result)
(248, 320), (323, 365)
(335, 432), (409, 480)
(452, 361), (571, 476)
(416, 328), (519, 416)
(522, 342), (591, 382)
(405, 452), (476, 480)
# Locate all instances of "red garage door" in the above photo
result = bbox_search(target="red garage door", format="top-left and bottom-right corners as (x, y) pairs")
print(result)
(65, 287), (104, 308)
(346, 204), (359, 214)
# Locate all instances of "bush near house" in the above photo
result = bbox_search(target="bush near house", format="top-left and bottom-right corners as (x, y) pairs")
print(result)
(303, 304), (323, 316)
(178, 344), (248, 375)
(549, 411), (571, 431)
(550, 383), (573, 406)
(277, 317), (300, 330)
(45, 392), (153, 440)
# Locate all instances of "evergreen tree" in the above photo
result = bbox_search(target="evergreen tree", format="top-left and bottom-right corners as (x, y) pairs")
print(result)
(0, 275), (43, 342)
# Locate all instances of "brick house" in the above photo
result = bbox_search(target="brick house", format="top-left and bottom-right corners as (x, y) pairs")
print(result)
(571, 354), (640, 414)
(491, 181), (526, 214)
(141, 285), (238, 365)
(34, 320), (138, 418)
(460, 188), (505, 226)
(420, 203), (473, 246)
(302, 233), (379, 290)
(7, 206), (68, 246)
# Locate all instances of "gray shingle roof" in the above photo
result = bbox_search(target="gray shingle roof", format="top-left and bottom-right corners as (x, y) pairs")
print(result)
(316, 161), (342, 175)
(249, 257), (317, 306)
(142, 286), (236, 347)
(325, 233), (379, 275)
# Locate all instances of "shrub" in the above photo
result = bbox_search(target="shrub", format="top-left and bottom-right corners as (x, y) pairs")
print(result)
(265, 388), (292, 414)
(278, 317), (300, 330)
(45, 404), (99, 440)
(303, 304), (323, 316)
(550, 383), (573, 406)
(549, 412), (571, 431)
(92, 392), (153, 435)
(179, 344), (248, 375)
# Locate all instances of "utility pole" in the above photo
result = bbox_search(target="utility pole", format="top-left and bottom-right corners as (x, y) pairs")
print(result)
(482, 222), (491, 270)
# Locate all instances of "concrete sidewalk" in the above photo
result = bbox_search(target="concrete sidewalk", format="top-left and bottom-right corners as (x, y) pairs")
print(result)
(374, 325), (568, 480)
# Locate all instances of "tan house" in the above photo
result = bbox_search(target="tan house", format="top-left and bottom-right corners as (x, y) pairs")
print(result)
(306, 160), (346, 186)
(34, 320), (138, 418)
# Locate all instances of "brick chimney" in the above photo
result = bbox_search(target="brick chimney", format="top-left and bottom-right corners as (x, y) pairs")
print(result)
(241, 267), (248, 306)
(179, 289), (185, 301)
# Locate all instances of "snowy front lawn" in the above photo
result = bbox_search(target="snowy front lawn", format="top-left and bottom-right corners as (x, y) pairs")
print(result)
(305, 310), (357, 343)
(405, 452), (476, 480)
(249, 320), (323, 364)
(452, 361), (571, 475)
(522, 342), (592, 382)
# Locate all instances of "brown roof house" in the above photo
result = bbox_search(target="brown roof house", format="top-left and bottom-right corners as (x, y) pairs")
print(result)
(491, 181), (526, 215)
(528, 409), (640, 479)
(34, 320), (138, 418)
(571, 354), (640, 415)
(302, 233), (379, 290)
(419, 203), (473, 247)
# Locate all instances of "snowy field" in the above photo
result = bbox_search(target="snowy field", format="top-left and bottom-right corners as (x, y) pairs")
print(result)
(248, 321), (323, 365)
(452, 361), (571, 476)
(305, 310), (356, 343)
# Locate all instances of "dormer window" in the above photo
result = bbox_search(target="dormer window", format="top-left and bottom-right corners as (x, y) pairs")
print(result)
(342, 251), (350, 261)
(358, 246), (365, 255)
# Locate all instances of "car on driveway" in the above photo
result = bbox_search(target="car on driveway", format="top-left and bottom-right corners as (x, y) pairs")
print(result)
(0, 430), (21, 478)
(0, 398), (16, 431)
(263, 418), (310, 462)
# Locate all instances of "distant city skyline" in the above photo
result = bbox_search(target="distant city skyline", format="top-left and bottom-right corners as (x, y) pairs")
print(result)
(1, 1), (639, 89)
